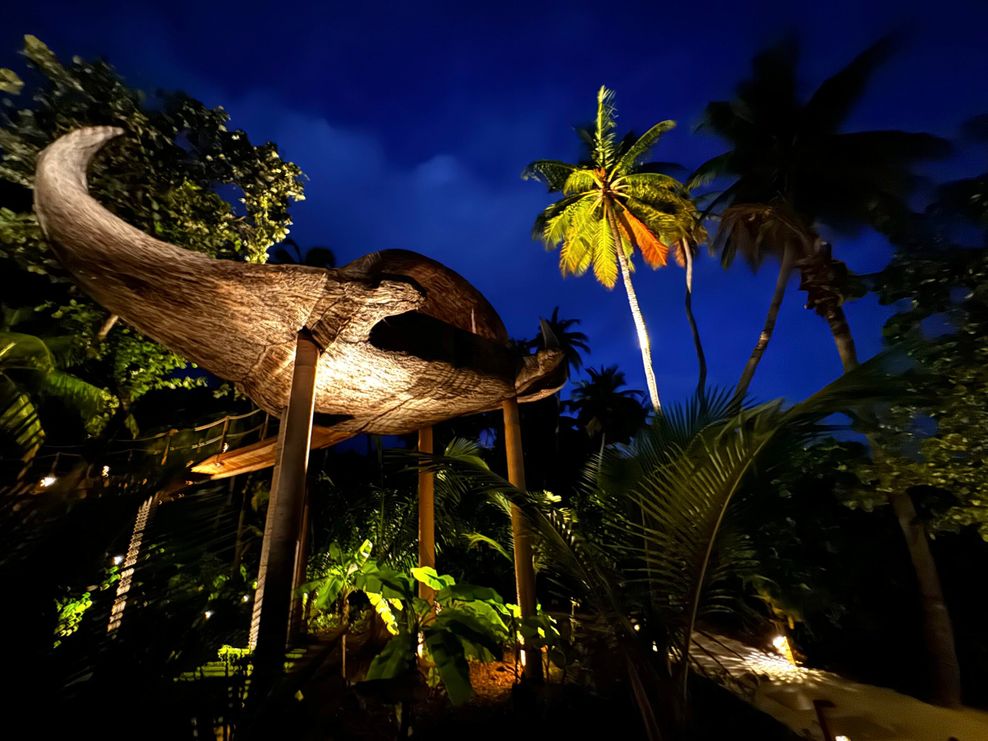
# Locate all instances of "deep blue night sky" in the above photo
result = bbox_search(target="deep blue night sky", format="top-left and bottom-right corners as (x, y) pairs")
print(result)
(5, 1), (988, 406)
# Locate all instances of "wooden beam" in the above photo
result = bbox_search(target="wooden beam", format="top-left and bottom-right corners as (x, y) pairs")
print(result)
(191, 425), (353, 480)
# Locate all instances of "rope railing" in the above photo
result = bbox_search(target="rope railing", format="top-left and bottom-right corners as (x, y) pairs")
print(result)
(12, 407), (279, 487)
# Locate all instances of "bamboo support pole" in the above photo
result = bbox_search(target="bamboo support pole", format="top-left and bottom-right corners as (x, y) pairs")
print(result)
(418, 426), (436, 602)
(250, 332), (320, 684)
(502, 397), (543, 682)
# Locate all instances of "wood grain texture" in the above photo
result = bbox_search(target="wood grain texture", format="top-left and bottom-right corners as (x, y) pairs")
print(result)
(34, 127), (566, 443)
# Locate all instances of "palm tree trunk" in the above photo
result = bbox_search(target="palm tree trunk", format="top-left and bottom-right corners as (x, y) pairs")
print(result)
(823, 304), (859, 371)
(734, 246), (795, 401)
(682, 246), (707, 405)
(817, 258), (961, 706)
(889, 488), (962, 706)
(607, 210), (661, 413)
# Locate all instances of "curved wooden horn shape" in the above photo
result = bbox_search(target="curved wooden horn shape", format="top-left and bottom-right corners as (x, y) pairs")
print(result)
(34, 127), (564, 436)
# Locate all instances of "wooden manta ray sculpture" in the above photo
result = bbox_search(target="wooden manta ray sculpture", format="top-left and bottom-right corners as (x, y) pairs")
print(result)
(34, 127), (565, 474)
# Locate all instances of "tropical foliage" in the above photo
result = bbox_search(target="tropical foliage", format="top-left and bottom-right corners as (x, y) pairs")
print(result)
(418, 354), (904, 734)
(0, 35), (304, 438)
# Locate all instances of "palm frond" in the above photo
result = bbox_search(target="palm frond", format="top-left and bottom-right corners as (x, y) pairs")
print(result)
(530, 193), (584, 242)
(0, 376), (43, 477)
(592, 216), (618, 288)
(618, 171), (687, 199)
(614, 120), (676, 176)
(621, 198), (689, 244)
(522, 159), (578, 192)
(562, 168), (600, 195)
(0, 331), (54, 373)
(615, 203), (669, 268)
(560, 233), (594, 277)
(41, 370), (114, 426)
(803, 34), (897, 136)
(463, 532), (512, 562)
(686, 152), (735, 192)
(593, 85), (619, 169)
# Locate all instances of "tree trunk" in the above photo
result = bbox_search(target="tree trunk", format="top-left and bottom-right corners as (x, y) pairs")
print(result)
(682, 246), (707, 405)
(888, 489), (962, 707)
(607, 208), (661, 413)
(823, 304), (859, 371)
(734, 246), (795, 401)
(814, 250), (961, 706)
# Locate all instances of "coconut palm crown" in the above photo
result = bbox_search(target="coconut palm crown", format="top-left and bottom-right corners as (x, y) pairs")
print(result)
(524, 86), (705, 412)
(689, 37), (949, 395)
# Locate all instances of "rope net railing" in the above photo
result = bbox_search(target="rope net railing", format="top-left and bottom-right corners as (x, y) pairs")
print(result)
(9, 407), (279, 490)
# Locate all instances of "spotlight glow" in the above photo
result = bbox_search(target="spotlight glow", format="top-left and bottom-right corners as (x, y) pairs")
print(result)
(771, 634), (797, 666)
(40, 475), (57, 488)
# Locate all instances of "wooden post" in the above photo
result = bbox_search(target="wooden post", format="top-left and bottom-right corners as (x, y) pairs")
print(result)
(418, 426), (436, 602)
(219, 416), (230, 453)
(289, 496), (312, 638)
(502, 397), (543, 682)
(250, 332), (320, 684)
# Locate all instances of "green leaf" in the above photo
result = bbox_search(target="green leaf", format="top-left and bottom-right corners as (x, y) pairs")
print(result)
(432, 610), (504, 654)
(356, 539), (373, 563)
(592, 216), (618, 288)
(562, 169), (599, 195)
(0, 68), (23, 95)
(365, 632), (417, 681)
(423, 629), (473, 705)
(314, 574), (343, 609)
(0, 376), (43, 479)
(614, 120), (676, 175)
(367, 592), (400, 635)
(522, 160), (576, 191)
(0, 332), (54, 373)
(410, 566), (455, 591)
(593, 85), (618, 169)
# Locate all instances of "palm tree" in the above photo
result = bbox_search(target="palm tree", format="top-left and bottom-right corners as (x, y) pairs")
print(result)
(0, 307), (112, 481)
(525, 86), (706, 412)
(268, 238), (337, 268)
(692, 38), (959, 705)
(528, 307), (590, 376)
(426, 356), (903, 736)
(568, 365), (646, 448)
(671, 237), (708, 405)
(691, 37), (948, 397)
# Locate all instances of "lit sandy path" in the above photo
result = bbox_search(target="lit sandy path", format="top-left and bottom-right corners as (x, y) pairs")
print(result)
(690, 633), (988, 740)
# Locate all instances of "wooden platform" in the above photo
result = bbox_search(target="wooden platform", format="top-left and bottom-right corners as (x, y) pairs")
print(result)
(190, 425), (356, 480)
